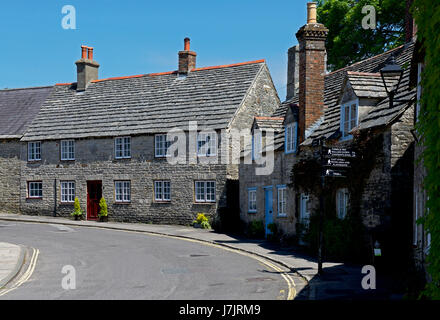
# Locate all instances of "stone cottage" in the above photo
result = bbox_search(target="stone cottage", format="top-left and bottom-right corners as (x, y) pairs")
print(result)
(0, 38), (280, 225)
(239, 2), (417, 265)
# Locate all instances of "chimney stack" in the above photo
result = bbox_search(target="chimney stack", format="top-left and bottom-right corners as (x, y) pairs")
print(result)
(405, 0), (417, 42)
(296, 2), (328, 143)
(75, 45), (99, 91)
(178, 38), (197, 74)
(286, 45), (299, 100)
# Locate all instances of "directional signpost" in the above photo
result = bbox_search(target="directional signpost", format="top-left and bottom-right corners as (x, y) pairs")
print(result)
(313, 142), (357, 275)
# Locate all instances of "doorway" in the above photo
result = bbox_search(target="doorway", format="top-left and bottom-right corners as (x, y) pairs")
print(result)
(87, 181), (102, 221)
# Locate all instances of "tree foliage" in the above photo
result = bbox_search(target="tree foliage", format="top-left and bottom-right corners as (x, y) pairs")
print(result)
(317, 0), (405, 71)
(412, 0), (440, 300)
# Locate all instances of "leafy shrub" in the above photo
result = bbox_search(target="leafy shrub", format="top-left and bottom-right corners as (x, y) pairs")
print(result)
(99, 197), (108, 217)
(193, 213), (211, 229)
(70, 197), (83, 217)
(248, 220), (265, 239)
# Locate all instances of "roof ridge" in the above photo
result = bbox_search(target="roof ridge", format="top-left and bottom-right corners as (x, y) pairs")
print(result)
(192, 59), (265, 72)
(326, 44), (406, 76)
(255, 116), (284, 121)
(0, 85), (53, 92)
(54, 60), (265, 85)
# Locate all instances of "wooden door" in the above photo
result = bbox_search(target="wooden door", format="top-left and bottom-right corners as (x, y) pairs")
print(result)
(87, 181), (102, 220)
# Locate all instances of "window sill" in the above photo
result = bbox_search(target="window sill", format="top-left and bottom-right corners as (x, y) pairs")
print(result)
(248, 211), (257, 214)
(27, 160), (42, 163)
(114, 202), (131, 205)
(154, 200), (171, 204)
(277, 214), (288, 218)
(193, 202), (216, 205)
(26, 197), (42, 200)
(60, 202), (75, 205)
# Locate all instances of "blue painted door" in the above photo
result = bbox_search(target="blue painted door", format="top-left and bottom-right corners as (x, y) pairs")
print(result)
(264, 187), (273, 237)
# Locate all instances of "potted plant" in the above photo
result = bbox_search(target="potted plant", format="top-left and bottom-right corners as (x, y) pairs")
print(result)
(192, 213), (211, 229)
(98, 197), (108, 222)
(70, 197), (83, 221)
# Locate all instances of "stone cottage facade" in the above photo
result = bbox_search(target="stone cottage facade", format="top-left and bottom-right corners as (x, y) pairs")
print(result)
(239, 2), (417, 265)
(0, 39), (280, 225)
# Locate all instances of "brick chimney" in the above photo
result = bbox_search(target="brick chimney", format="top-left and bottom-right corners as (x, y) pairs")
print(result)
(405, 0), (417, 43)
(178, 38), (197, 74)
(286, 45), (299, 100)
(296, 2), (328, 143)
(75, 45), (99, 91)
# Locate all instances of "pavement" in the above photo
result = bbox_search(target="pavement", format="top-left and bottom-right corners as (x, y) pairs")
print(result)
(0, 212), (400, 299)
(0, 242), (25, 289)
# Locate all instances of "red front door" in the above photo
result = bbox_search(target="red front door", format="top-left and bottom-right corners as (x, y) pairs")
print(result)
(87, 181), (102, 220)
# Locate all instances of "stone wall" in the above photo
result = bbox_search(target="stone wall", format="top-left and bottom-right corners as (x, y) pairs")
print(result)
(239, 150), (297, 237)
(0, 139), (21, 213)
(19, 136), (228, 225)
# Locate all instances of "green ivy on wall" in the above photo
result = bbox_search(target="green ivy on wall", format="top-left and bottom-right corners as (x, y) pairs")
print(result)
(412, 0), (440, 300)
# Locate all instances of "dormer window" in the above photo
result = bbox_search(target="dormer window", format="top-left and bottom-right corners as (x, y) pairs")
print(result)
(340, 100), (358, 140)
(285, 123), (297, 154)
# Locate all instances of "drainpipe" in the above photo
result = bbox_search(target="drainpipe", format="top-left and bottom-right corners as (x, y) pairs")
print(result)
(53, 179), (57, 217)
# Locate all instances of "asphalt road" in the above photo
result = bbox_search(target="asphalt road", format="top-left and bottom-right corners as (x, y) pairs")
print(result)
(0, 221), (291, 300)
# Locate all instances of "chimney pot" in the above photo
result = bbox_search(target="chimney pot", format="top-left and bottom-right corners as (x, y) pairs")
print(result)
(88, 47), (94, 61)
(81, 46), (87, 59)
(184, 38), (191, 51)
(307, 2), (317, 24)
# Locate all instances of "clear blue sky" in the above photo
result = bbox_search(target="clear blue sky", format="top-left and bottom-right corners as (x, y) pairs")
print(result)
(0, 0), (308, 99)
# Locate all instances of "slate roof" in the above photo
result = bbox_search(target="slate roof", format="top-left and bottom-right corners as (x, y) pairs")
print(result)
(345, 72), (388, 99)
(0, 86), (53, 139)
(303, 42), (416, 145)
(254, 117), (284, 131)
(21, 60), (266, 141)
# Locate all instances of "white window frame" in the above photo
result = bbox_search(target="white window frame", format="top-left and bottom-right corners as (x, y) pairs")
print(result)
(248, 188), (257, 213)
(154, 180), (171, 202)
(285, 123), (297, 154)
(28, 142), (41, 161)
(61, 181), (75, 203)
(252, 130), (262, 160)
(28, 181), (43, 198)
(299, 193), (310, 225)
(115, 181), (131, 203)
(416, 63), (424, 119)
(197, 132), (217, 157)
(155, 134), (172, 158)
(277, 185), (287, 216)
(195, 181), (216, 203)
(340, 99), (358, 140)
(115, 137), (131, 159)
(336, 188), (349, 219)
(61, 140), (75, 161)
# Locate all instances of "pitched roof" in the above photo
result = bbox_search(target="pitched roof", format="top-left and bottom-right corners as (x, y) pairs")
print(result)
(0, 86), (53, 139)
(21, 60), (266, 141)
(345, 72), (388, 99)
(303, 42), (416, 145)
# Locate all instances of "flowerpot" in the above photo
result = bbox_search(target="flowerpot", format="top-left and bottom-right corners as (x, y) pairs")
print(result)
(74, 215), (81, 221)
(99, 216), (108, 222)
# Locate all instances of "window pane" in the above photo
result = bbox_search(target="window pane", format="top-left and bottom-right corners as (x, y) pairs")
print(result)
(155, 181), (163, 200)
(163, 181), (171, 201)
(195, 181), (205, 202)
(206, 181), (215, 202)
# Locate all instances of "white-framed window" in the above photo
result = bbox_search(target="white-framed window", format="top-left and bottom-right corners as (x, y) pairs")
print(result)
(340, 100), (358, 140)
(155, 134), (172, 158)
(285, 123), (297, 154)
(115, 137), (131, 159)
(336, 188), (349, 219)
(61, 140), (75, 160)
(61, 181), (75, 203)
(28, 142), (41, 161)
(248, 188), (257, 213)
(416, 63), (424, 119)
(154, 181), (171, 202)
(299, 193), (310, 225)
(28, 181), (42, 198)
(115, 181), (131, 202)
(252, 130), (262, 160)
(277, 185), (287, 216)
(195, 181), (216, 203)
(197, 132), (217, 157)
